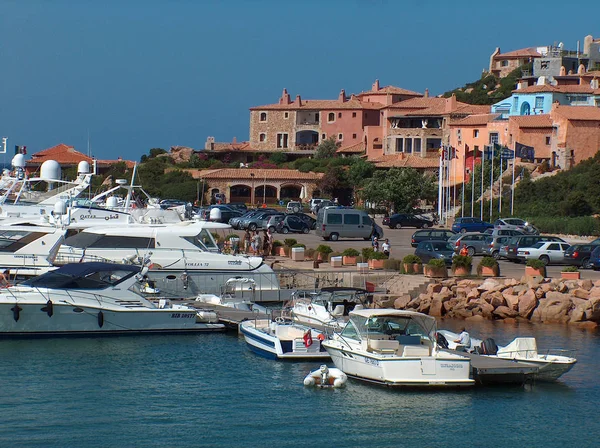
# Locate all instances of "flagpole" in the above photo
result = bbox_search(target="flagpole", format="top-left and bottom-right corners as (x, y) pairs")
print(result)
(480, 146), (484, 220)
(461, 148), (465, 218)
(447, 149), (451, 222)
(470, 148), (475, 217)
(499, 155), (503, 217)
(511, 153), (516, 215)
(453, 149), (457, 217)
(437, 150), (443, 223)
(489, 145), (494, 221)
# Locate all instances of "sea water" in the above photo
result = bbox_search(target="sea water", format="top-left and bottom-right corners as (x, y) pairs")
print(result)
(0, 320), (598, 448)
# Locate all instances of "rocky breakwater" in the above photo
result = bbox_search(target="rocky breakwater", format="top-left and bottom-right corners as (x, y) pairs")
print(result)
(374, 276), (600, 327)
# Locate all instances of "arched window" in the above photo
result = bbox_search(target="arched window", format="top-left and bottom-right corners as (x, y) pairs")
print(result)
(328, 112), (335, 122)
(259, 112), (267, 122)
(259, 133), (266, 142)
(520, 102), (531, 116)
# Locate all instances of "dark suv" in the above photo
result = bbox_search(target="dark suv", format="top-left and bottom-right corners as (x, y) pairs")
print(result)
(564, 243), (600, 269)
(411, 229), (456, 247)
(503, 235), (566, 262)
(384, 213), (434, 229)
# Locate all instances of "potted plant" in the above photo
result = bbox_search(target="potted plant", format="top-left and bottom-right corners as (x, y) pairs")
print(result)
(361, 247), (374, 263)
(368, 251), (387, 270)
(316, 244), (333, 262)
(561, 266), (580, 280)
(477, 256), (500, 277)
(342, 248), (360, 266)
(452, 255), (472, 277)
(272, 240), (284, 256)
(305, 247), (316, 261)
(424, 258), (448, 278)
(283, 238), (298, 257)
(526, 258), (547, 277)
(402, 254), (422, 274)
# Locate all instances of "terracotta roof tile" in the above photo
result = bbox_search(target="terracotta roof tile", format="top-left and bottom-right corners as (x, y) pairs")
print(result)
(495, 47), (542, 59)
(357, 85), (422, 97)
(336, 142), (366, 154)
(210, 141), (254, 152)
(454, 104), (493, 115)
(371, 154), (439, 169)
(553, 105), (600, 121)
(185, 168), (324, 181)
(512, 85), (560, 94)
(251, 98), (383, 111)
(27, 143), (135, 168)
(510, 115), (553, 128)
(449, 113), (501, 126)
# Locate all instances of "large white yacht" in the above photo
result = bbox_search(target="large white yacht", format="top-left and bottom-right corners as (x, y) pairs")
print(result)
(323, 309), (474, 387)
(0, 262), (224, 336)
(55, 221), (285, 301)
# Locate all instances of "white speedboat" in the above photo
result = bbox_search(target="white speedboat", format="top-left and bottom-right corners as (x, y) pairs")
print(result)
(240, 318), (330, 360)
(289, 287), (370, 329)
(0, 262), (225, 336)
(437, 330), (577, 381)
(304, 365), (347, 388)
(195, 278), (269, 313)
(322, 309), (474, 387)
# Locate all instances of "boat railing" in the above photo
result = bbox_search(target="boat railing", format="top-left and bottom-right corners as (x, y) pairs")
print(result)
(54, 253), (114, 265)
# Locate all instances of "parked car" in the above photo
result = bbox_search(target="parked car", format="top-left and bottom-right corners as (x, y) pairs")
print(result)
(452, 217), (494, 234)
(384, 213), (434, 229)
(265, 214), (286, 233)
(563, 243), (600, 269)
(316, 208), (382, 241)
(590, 246), (600, 271)
(414, 240), (455, 265)
(493, 218), (539, 235)
(198, 205), (244, 223)
(482, 235), (511, 259)
(286, 201), (303, 213)
(309, 198), (326, 213)
(230, 210), (259, 229)
(483, 228), (524, 237)
(517, 241), (571, 265)
(449, 232), (490, 256)
(294, 213), (316, 230)
(313, 200), (334, 214)
(503, 235), (566, 262)
(276, 215), (311, 234)
(226, 202), (248, 212)
(159, 199), (187, 209)
(410, 229), (456, 247)
(241, 210), (280, 231)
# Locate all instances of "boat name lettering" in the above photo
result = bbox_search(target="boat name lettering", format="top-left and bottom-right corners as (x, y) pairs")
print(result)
(79, 213), (120, 221)
(105, 214), (119, 220)
(440, 363), (464, 370)
(14, 255), (38, 260)
(170, 313), (195, 319)
(228, 260), (242, 266)
(185, 262), (209, 267)
(364, 357), (380, 366)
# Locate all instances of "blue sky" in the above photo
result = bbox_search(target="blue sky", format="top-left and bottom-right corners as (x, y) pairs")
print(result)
(1, 0), (599, 162)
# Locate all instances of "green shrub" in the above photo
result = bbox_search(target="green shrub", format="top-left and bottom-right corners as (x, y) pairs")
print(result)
(477, 257), (500, 276)
(561, 265), (579, 272)
(428, 259), (446, 268)
(316, 244), (333, 255)
(523, 216), (600, 236)
(284, 238), (298, 247)
(292, 243), (306, 249)
(272, 240), (283, 248)
(402, 254), (422, 264)
(305, 248), (316, 260)
(383, 258), (401, 270)
(452, 255), (472, 268)
(342, 248), (360, 257)
(526, 258), (546, 269)
(370, 251), (387, 260)
(361, 247), (375, 261)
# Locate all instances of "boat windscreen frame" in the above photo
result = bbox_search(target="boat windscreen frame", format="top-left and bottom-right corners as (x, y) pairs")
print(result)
(21, 267), (139, 290)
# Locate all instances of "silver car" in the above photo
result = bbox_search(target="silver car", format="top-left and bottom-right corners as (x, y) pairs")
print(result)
(450, 232), (489, 256)
(482, 235), (511, 259)
(493, 218), (539, 235)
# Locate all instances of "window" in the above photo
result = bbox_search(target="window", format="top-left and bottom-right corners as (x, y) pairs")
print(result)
(414, 138), (421, 153)
(473, 129), (479, 138)
(501, 60), (509, 67)
(284, 112), (289, 119)
(513, 97), (519, 111)
(545, 136), (551, 145)
(362, 215), (372, 226)
(322, 133), (326, 139)
(259, 133), (266, 142)
(535, 96), (544, 109)
(327, 213), (342, 225)
(364, 112), (368, 118)
(338, 133), (343, 141)
(405, 138), (413, 154)
(352, 112), (356, 118)
(328, 112), (335, 122)
(276, 133), (288, 149)
(395, 139), (403, 153)
(338, 112), (342, 118)
(344, 214), (360, 225)
(259, 112), (267, 122)
(341, 321), (359, 340)
(489, 133), (499, 145)
(352, 133), (357, 139)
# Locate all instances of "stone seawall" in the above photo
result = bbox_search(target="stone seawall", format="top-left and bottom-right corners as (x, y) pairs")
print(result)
(373, 276), (600, 327)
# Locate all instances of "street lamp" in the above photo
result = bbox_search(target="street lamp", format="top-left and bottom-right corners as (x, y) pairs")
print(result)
(250, 173), (255, 206)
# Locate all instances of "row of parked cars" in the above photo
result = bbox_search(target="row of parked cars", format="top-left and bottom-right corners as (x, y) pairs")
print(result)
(229, 208), (316, 234)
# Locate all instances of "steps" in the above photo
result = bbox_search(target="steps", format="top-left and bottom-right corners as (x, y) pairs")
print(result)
(382, 274), (433, 299)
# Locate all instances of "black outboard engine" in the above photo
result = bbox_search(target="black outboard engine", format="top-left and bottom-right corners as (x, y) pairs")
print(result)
(480, 338), (499, 355)
(436, 332), (449, 349)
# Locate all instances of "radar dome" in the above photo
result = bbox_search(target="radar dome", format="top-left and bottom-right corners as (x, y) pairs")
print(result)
(53, 200), (67, 216)
(77, 161), (90, 174)
(41, 160), (62, 181)
(209, 208), (222, 221)
(11, 154), (26, 168)
(106, 197), (119, 208)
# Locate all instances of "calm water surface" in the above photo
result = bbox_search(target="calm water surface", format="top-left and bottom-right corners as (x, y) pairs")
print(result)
(0, 320), (598, 448)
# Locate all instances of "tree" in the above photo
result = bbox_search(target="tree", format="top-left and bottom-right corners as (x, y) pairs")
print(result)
(314, 137), (339, 159)
(347, 157), (375, 203)
(317, 166), (348, 196)
(361, 168), (436, 213)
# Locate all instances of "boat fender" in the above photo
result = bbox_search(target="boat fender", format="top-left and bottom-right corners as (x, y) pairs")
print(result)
(303, 376), (316, 387)
(11, 304), (22, 322)
(41, 300), (54, 317)
(317, 333), (326, 342)
(97, 311), (104, 328)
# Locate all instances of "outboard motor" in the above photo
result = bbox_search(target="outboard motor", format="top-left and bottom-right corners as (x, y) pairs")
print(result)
(480, 338), (499, 355)
(436, 332), (449, 349)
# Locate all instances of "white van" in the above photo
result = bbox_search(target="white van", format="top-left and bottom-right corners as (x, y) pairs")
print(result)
(316, 207), (383, 241)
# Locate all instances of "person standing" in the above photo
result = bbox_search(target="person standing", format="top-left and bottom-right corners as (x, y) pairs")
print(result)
(372, 237), (379, 252)
(382, 239), (391, 257)
(243, 229), (251, 254)
(262, 229), (270, 257)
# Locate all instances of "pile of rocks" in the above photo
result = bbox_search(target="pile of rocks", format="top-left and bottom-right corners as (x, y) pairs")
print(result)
(373, 276), (600, 327)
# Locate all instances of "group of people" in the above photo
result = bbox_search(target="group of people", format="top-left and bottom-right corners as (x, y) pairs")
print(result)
(372, 237), (391, 257)
(242, 228), (274, 257)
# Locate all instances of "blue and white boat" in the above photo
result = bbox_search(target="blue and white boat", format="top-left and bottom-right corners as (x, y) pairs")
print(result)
(240, 318), (330, 360)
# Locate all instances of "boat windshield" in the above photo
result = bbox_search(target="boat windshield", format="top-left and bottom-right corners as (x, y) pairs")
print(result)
(184, 229), (218, 251)
(0, 230), (45, 252)
(22, 268), (137, 290)
(350, 314), (435, 340)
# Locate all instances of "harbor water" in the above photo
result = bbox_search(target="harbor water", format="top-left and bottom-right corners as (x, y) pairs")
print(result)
(1, 320), (598, 448)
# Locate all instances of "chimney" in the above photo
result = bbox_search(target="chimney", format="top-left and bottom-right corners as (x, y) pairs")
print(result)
(350, 94), (357, 101)
(445, 94), (457, 113)
(591, 77), (599, 90)
(294, 95), (302, 107)
(205, 136), (215, 151)
(578, 63), (586, 75)
(279, 88), (291, 105)
(232, 137), (237, 144)
(559, 66), (566, 76)
(339, 89), (346, 102)
(424, 88), (429, 98)
(372, 79), (380, 92)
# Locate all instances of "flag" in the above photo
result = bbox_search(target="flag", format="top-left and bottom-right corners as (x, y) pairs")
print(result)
(303, 330), (313, 347)
(515, 142), (535, 162)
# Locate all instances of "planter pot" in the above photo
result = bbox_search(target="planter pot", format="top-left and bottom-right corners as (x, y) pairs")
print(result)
(561, 271), (580, 280)
(403, 263), (414, 274)
(357, 262), (369, 273)
(412, 263), (423, 274)
(278, 247), (287, 257)
(480, 266), (497, 277)
(291, 247), (305, 261)
(316, 253), (325, 262)
(369, 259), (385, 270)
(452, 266), (472, 277)
(525, 266), (546, 277)
(343, 256), (357, 266)
(424, 265), (448, 278)
(313, 260), (321, 269)
(330, 256), (343, 268)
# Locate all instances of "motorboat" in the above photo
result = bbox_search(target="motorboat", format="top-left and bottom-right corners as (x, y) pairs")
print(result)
(55, 221), (285, 301)
(0, 262), (225, 336)
(240, 317), (330, 360)
(437, 330), (577, 381)
(195, 277), (269, 313)
(322, 309), (475, 387)
(288, 287), (370, 329)
(304, 365), (347, 388)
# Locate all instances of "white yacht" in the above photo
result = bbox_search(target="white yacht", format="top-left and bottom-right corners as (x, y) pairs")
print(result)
(55, 221), (285, 301)
(323, 309), (475, 387)
(437, 330), (577, 381)
(0, 262), (224, 336)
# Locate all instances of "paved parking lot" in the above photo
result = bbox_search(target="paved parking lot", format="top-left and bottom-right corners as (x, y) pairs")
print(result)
(226, 217), (600, 281)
